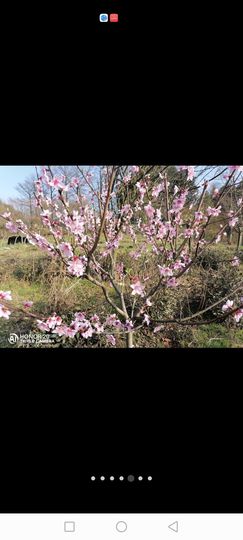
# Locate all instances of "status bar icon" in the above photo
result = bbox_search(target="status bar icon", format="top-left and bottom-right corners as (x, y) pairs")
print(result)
(110, 13), (119, 22)
(99, 13), (108, 22)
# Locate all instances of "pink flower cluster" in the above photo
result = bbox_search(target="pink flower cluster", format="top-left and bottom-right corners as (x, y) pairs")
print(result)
(221, 300), (243, 322)
(171, 190), (188, 214)
(0, 290), (12, 319)
(207, 206), (222, 217)
(130, 279), (145, 297)
(179, 166), (195, 181)
(35, 311), (137, 346)
(67, 256), (87, 277)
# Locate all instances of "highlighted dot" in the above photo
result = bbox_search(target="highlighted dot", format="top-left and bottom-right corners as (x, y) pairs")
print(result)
(110, 476), (115, 481)
(91, 476), (96, 481)
(138, 476), (143, 481)
(127, 475), (135, 482)
(119, 476), (124, 481)
(148, 476), (152, 481)
(100, 476), (105, 481)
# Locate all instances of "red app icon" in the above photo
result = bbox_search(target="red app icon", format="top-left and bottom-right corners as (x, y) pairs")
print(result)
(110, 13), (119, 22)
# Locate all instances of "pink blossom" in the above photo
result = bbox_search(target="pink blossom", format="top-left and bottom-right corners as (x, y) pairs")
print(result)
(215, 235), (221, 244)
(212, 188), (219, 198)
(90, 314), (100, 324)
(70, 178), (80, 188)
(184, 228), (194, 238)
(143, 314), (150, 326)
(228, 165), (243, 172)
(167, 277), (178, 287)
(36, 320), (49, 332)
(106, 334), (116, 346)
(46, 313), (62, 329)
(231, 256), (240, 267)
(23, 301), (33, 309)
(222, 300), (234, 312)
(74, 312), (86, 321)
(105, 314), (118, 326)
(6, 221), (19, 233)
(125, 320), (134, 331)
(130, 279), (145, 297)
(48, 176), (66, 190)
(2, 211), (11, 218)
(52, 325), (71, 337)
(234, 309), (243, 323)
(120, 204), (133, 220)
(144, 202), (155, 220)
(229, 217), (238, 228)
(0, 304), (11, 319)
(172, 261), (185, 271)
(93, 322), (104, 334)
(146, 298), (153, 306)
(179, 166), (195, 181)
(67, 256), (87, 277)
(157, 224), (167, 239)
(194, 211), (204, 222)
(58, 242), (74, 259)
(158, 265), (173, 277)
(154, 324), (163, 333)
(207, 206), (222, 217)
(131, 166), (140, 173)
(136, 181), (147, 201)
(0, 291), (12, 301)
(123, 174), (132, 185)
(171, 191), (188, 213)
(80, 324), (93, 339)
(152, 183), (164, 198)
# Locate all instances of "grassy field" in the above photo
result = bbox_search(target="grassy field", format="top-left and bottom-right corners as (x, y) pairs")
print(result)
(0, 238), (242, 348)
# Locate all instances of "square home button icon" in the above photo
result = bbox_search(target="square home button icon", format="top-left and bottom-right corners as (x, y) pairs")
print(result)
(64, 521), (75, 533)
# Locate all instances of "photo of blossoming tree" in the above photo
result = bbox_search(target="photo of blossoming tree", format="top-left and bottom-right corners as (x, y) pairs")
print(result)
(0, 165), (242, 348)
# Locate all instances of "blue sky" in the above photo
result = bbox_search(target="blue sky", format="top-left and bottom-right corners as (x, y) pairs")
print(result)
(0, 166), (36, 202)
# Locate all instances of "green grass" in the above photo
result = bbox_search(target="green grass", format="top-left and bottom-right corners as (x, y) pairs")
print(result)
(188, 323), (243, 348)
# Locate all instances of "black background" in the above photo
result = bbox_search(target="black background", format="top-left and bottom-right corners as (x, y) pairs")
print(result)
(1, 355), (242, 513)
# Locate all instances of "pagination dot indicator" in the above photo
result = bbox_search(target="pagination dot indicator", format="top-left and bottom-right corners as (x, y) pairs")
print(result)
(127, 475), (135, 482)
(90, 474), (153, 482)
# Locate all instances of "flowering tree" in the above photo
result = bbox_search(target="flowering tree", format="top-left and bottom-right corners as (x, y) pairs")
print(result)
(0, 165), (243, 348)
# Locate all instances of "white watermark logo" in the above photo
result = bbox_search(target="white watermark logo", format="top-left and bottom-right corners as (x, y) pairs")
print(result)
(8, 332), (55, 345)
(8, 333), (19, 344)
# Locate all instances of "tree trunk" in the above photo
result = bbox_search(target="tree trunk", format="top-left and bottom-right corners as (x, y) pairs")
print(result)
(227, 227), (232, 245)
(126, 332), (134, 348)
(237, 228), (243, 251)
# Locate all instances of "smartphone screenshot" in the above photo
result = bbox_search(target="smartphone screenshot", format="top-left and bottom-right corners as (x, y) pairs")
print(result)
(0, 0), (242, 535)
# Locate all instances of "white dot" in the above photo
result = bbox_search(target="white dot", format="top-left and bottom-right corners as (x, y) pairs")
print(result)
(148, 476), (152, 481)
(138, 476), (143, 481)
(91, 476), (96, 481)
(100, 476), (105, 481)
(119, 476), (124, 481)
(110, 476), (115, 481)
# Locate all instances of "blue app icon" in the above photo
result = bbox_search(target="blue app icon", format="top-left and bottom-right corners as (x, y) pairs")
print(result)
(99, 13), (108, 22)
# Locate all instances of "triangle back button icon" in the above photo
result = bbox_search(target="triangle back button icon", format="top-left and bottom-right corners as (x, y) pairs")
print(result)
(168, 521), (179, 533)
